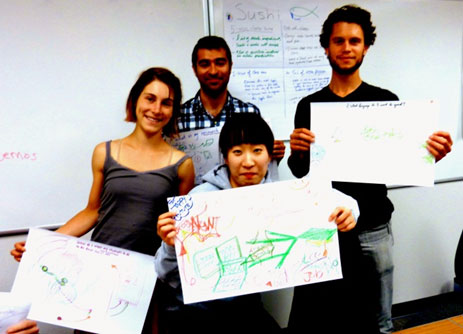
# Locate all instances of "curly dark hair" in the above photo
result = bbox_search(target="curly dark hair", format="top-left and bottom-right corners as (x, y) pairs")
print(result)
(320, 5), (377, 48)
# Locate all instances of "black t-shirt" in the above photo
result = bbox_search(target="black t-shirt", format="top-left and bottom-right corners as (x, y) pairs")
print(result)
(288, 82), (399, 231)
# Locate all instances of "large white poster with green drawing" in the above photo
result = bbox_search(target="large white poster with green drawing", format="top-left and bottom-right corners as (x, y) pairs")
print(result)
(168, 177), (346, 304)
(310, 100), (438, 187)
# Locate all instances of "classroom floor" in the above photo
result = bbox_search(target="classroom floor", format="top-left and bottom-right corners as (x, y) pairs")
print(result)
(279, 291), (463, 333)
(393, 315), (463, 333)
(392, 291), (463, 333)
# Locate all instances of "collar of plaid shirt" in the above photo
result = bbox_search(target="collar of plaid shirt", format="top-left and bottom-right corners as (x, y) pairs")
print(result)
(178, 90), (260, 132)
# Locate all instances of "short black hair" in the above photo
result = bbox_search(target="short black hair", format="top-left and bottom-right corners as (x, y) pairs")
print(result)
(192, 35), (232, 67)
(219, 113), (274, 159)
(320, 5), (377, 48)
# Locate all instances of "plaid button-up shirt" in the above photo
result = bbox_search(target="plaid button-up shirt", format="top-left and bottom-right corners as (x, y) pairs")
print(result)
(178, 91), (260, 132)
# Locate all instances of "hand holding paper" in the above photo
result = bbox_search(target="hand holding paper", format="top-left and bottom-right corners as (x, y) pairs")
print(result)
(311, 100), (439, 186)
(10, 242), (26, 263)
(166, 177), (349, 304)
(329, 207), (356, 232)
(5, 320), (38, 334)
(157, 212), (177, 246)
(11, 229), (157, 334)
(290, 128), (315, 152)
(0, 292), (32, 334)
(272, 140), (286, 161)
(427, 131), (453, 162)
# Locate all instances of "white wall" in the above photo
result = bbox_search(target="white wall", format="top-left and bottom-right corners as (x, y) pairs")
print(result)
(389, 181), (463, 303)
(0, 0), (205, 232)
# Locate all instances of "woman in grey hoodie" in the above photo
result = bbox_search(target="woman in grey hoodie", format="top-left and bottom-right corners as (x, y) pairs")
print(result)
(155, 113), (359, 334)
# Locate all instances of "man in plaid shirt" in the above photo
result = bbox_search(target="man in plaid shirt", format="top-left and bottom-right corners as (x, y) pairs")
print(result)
(178, 36), (286, 165)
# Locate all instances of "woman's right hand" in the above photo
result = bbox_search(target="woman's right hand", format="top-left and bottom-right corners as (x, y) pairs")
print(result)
(157, 212), (177, 246)
(10, 241), (26, 262)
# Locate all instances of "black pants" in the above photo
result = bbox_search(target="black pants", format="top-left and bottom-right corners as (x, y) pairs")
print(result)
(455, 230), (463, 284)
(288, 231), (379, 334)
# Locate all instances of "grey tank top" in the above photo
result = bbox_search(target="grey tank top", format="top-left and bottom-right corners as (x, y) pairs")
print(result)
(91, 141), (189, 256)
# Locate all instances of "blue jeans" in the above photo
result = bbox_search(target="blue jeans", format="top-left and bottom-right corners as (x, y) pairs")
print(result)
(358, 223), (394, 334)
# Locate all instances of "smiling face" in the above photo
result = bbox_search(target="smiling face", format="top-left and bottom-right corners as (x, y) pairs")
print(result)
(135, 80), (174, 135)
(325, 22), (369, 75)
(193, 48), (231, 97)
(225, 143), (271, 188)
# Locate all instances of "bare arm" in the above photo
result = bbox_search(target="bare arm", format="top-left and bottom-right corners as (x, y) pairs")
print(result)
(10, 143), (105, 262)
(55, 142), (105, 236)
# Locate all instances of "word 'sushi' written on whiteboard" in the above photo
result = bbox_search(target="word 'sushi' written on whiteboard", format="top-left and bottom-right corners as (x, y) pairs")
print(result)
(224, 1), (332, 139)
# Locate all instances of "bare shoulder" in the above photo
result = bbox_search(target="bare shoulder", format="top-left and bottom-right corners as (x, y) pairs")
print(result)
(94, 139), (124, 160)
(93, 142), (108, 157)
(92, 142), (108, 169)
(171, 148), (191, 165)
(174, 148), (195, 192)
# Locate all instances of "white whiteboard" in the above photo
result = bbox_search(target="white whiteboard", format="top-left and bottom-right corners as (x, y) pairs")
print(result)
(1, 0), (462, 233)
(0, 0), (206, 232)
(212, 0), (463, 183)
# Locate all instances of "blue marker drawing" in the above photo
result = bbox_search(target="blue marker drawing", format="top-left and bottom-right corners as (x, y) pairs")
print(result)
(168, 196), (194, 221)
(310, 144), (326, 163)
(289, 6), (319, 20)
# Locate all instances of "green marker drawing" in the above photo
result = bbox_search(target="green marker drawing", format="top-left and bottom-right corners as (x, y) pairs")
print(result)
(41, 265), (68, 286)
(245, 228), (337, 269)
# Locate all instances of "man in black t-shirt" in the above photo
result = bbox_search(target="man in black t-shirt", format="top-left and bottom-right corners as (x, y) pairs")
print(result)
(287, 5), (453, 334)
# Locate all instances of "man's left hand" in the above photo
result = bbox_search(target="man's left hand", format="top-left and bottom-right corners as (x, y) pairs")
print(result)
(427, 131), (453, 162)
(272, 140), (286, 162)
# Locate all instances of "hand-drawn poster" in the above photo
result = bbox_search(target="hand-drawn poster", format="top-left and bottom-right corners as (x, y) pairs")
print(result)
(310, 100), (438, 187)
(0, 292), (31, 334)
(168, 127), (222, 185)
(11, 229), (157, 334)
(168, 177), (344, 304)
